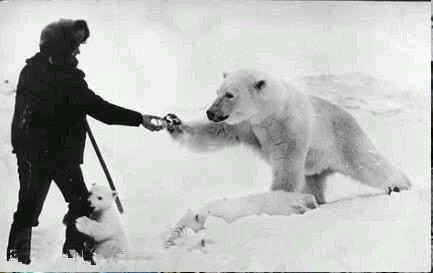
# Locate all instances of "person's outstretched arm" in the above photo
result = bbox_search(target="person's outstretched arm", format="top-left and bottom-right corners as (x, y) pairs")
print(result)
(68, 71), (163, 131)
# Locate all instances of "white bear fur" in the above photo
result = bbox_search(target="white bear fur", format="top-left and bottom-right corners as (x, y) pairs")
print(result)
(75, 185), (128, 259)
(168, 69), (411, 204)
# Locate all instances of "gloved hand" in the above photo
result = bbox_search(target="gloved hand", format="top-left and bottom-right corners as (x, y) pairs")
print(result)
(142, 114), (165, 131)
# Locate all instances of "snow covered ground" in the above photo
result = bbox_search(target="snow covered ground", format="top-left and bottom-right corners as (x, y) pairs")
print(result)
(0, 0), (430, 271)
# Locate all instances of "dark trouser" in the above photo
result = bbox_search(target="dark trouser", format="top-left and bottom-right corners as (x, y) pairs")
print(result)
(7, 156), (88, 264)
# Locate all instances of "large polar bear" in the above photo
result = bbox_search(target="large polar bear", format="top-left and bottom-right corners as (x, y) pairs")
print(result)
(165, 69), (411, 204)
(75, 185), (128, 259)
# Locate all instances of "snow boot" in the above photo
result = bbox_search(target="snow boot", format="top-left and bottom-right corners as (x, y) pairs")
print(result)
(6, 224), (32, 264)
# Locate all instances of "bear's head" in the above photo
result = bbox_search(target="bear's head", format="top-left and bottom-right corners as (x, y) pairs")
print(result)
(206, 69), (285, 125)
(87, 184), (117, 212)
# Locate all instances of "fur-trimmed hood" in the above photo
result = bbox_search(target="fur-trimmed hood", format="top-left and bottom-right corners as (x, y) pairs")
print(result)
(39, 19), (89, 62)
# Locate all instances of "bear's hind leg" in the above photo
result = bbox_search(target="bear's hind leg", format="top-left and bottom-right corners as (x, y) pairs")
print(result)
(344, 151), (411, 194)
(303, 170), (333, 204)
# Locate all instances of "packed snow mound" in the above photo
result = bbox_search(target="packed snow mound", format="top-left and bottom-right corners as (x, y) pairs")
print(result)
(1, 188), (429, 271)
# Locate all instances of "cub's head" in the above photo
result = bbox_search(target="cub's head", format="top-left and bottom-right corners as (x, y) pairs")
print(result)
(87, 184), (117, 212)
(206, 69), (281, 125)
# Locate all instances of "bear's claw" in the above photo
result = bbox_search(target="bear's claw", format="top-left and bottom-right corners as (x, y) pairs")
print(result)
(386, 186), (401, 195)
(164, 113), (183, 134)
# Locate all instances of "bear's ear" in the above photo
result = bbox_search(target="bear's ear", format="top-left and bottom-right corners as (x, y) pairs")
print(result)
(112, 191), (118, 198)
(222, 72), (229, 79)
(254, 80), (266, 91)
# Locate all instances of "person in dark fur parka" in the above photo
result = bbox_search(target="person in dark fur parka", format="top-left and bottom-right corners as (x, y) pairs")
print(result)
(7, 19), (164, 264)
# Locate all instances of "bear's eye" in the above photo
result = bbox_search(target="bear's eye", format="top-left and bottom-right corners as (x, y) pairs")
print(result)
(225, 92), (234, 99)
(97, 196), (102, 200)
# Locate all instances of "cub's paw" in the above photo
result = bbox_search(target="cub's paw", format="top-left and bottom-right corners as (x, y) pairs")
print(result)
(292, 205), (308, 214)
(75, 216), (92, 233)
(302, 194), (319, 209)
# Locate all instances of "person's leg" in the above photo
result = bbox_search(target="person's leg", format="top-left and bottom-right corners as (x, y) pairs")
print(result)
(53, 164), (92, 262)
(54, 164), (88, 203)
(7, 158), (52, 264)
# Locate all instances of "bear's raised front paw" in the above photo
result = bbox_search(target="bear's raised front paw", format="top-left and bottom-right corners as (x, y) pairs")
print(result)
(164, 113), (183, 135)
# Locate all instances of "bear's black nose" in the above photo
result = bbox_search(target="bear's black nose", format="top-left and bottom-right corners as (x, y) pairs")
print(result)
(206, 110), (216, 121)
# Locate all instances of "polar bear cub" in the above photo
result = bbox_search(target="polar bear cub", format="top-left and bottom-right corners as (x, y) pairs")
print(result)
(75, 185), (128, 259)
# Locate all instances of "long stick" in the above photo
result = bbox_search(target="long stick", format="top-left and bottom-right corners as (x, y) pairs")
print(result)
(84, 119), (124, 214)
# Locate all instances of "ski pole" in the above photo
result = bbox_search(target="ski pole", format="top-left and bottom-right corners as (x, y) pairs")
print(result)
(84, 119), (124, 214)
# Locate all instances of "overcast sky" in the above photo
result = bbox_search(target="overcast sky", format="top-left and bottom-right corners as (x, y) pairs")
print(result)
(0, 0), (429, 110)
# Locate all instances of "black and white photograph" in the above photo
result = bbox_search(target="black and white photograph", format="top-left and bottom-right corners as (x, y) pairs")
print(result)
(0, 0), (430, 271)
